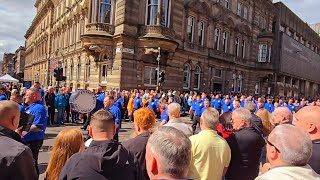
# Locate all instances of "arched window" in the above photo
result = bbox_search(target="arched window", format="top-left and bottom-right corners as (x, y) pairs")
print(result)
(85, 62), (90, 82)
(70, 62), (74, 81)
(64, 62), (68, 79)
(194, 66), (201, 90)
(77, 63), (81, 81)
(183, 64), (191, 89)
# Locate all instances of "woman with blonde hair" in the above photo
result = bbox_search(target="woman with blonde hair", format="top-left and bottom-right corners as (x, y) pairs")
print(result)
(45, 128), (84, 180)
(256, 108), (273, 136)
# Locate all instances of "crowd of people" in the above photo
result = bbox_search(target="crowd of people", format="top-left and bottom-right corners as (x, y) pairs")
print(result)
(0, 82), (320, 180)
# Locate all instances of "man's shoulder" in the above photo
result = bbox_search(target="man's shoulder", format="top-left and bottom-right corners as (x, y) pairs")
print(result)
(0, 136), (30, 162)
(122, 135), (149, 153)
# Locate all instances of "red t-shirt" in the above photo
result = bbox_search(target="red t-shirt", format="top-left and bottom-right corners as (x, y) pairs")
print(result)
(216, 124), (233, 139)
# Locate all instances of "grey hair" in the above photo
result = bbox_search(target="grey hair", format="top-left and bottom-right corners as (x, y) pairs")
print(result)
(201, 107), (219, 129)
(245, 102), (256, 113)
(270, 124), (312, 166)
(167, 103), (181, 116)
(147, 126), (191, 178)
(233, 108), (252, 124)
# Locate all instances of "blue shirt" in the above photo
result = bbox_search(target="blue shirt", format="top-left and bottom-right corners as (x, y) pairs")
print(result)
(133, 97), (142, 109)
(191, 100), (197, 111)
(240, 100), (245, 107)
(264, 103), (274, 113)
(154, 98), (159, 108)
(222, 103), (233, 113)
(54, 93), (67, 107)
(161, 108), (169, 123)
(194, 101), (204, 116)
(287, 104), (295, 112)
(0, 94), (7, 101)
(278, 103), (285, 107)
(115, 97), (123, 110)
(96, 93), (105, 110)
(148, 100), (157, 112)
(22, 101), (47, 142)
(214, 99), (222, 110)
(39, 88), (45, 100)
(19, 104), (25, 112)
(108, 105), (121, 134)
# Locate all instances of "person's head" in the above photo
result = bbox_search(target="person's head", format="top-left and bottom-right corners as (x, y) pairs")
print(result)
(231, 108), (252, 131)
(279, 99), (284, 104)
(0, 85), (6, 94)
(45, 128), (84, 180)
(11, 89), (18, 96)
(200, 107), (219, 130)
(0, 101), (20, 131)
(146, 126), (191, 179)
(274, 102), (279, 108)
(133, 108), (156, 135)
(89, 109), (115, 140)
(149, 94), (154, 100)
(20, 87), (27, 95)
(266, 125), (312, 167)
(215, 94), (220, 99)
(225, 95), (230, 99)
(96, 86), (102, 94)
(219, 111), (233, 132)
(168, 96), (174, 104)
(301, 100), (306, 107)
(272, 107), (293, 126)
(135, 92), (140, 98)
(196, 95), (201, 102)
(244, 102), (256, 114)
(288, 99), (293, 105)
(293, 106), (320, 140)
(25, 88), (41, 105)
(10, 94), (23, 104)
(233, 100), (241, 108)
(167, 103), (181, 120)
(47, 86), (54, 94)
(267, 98), (272, 104)
(33, 81), (41, 89)
(204, 100), (210, 108)
(256, 108), (273, 136)
(103, 95), (114, 108)
(201, 92), (207, 99)
(59, 88), (65, 94)
(225, 99), (230, 105)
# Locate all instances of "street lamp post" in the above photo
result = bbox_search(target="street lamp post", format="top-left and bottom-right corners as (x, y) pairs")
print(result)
(156, 47), (161, 91)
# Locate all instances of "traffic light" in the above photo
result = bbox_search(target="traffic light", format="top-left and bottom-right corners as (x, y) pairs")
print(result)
(54, 68), (66, 81)
(159, 70), (165, 83)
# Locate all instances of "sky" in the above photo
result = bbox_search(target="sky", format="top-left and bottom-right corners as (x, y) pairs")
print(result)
(0, 0), (319, 61)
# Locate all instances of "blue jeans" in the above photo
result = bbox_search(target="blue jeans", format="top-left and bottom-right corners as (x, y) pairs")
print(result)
(57, 106), (65, 125)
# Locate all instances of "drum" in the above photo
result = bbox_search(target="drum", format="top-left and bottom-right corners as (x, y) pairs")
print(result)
(69, 90), (96, 113)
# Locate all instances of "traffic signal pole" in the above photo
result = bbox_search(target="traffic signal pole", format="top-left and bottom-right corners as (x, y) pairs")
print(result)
(156, 47), (161, 91)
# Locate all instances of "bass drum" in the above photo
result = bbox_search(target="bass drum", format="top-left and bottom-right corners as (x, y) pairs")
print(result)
(69, 90), (96, 113)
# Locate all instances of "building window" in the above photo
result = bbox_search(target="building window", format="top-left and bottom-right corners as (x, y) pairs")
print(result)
(214, 28), (220, 50)
(187, 17), (195, 43)
(258, 44), (271, 62)
(243, 6), (248, 19)
(146, 0), (158, 25)
(241, 40), (246, 59)
(77, 64), (81, 81)
(100, 64), (107, 82)
(235, 37), (239, 57)
(144, 66), (157, 86)
(255, 82), (260, 94)
(224, 0), (230, 9)
(214, 69), (222, 77)
(223, 31), (228, 53)
(91, 0), (97, 22)
(99, 0), (112, 24)
(238, 75), (243, 93)
(194, 66), (200, 89)
(237, 2), (242, 16)
(64, 63), (68, 77)
(80, 18), (85, 36)
(70, 64), (74, 81)
(198, 22), (205, 46)
(85, 63), (90, 82)
(160, 0), (171, 27)
(183, 64), (191, 89)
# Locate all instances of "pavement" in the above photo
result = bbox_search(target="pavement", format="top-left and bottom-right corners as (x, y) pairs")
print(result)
(38, 115), (193, 179)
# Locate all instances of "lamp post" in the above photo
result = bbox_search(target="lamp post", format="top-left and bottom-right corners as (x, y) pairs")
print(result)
(156, 47), (161, 91)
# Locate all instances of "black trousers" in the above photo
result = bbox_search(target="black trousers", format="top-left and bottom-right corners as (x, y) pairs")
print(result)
(192, 116), (200, 134)
(190, 110), (195, 121)
(65, 105), (71, 122)
(26, 140), (43, 176)
(48, 106), (55, 125)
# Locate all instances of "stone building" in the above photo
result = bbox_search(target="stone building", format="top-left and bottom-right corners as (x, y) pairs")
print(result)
(271, 2), (320, 98)
(2, 53), (15, 76)
(13, 46), (26, 82)
(310, 23), (320, 36)
(25, 0), (276, 94)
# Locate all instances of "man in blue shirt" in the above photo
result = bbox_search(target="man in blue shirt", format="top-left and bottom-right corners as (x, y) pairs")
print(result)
(213, 95), (222, 112)
(22, 87), (47, 176)
(192, 96), (203, 134)
(33, 82), (44, 101)
(264, 98), (274, 113)
(0, 86), (7, 101)
(133, 93), (142, 110)
(114, 92), (124, 111)
(278, 99), (285, 107)
(10, 94), (25, 112)
(95, 86), (105, 111)
(189, 95), (197, 122)
(287, 99), (295, 112)
(104, 95), (121, 141)
(201, 99), (210, 113)
(222, 99), (233, 114)
(148, 94), (157, 113)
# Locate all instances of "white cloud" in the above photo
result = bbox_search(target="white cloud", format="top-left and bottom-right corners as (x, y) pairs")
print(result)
(0, 0), (36, 61)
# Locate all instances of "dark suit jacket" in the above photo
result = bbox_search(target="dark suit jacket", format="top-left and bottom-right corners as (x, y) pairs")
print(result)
(225, 127), (264, 180)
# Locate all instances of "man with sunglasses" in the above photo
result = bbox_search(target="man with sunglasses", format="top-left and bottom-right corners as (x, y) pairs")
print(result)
(293, 106), (320, 174)
(255, 125), (320, 179)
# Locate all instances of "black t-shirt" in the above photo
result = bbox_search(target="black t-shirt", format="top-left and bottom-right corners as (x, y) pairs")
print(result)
(309, 139), (320, 174)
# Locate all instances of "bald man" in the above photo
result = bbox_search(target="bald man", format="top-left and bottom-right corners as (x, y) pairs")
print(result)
(271, 107), (293, 126)
(256, 125), (319, 179)
(0, 101), (37, 180)
(293, 106), (320, 174)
